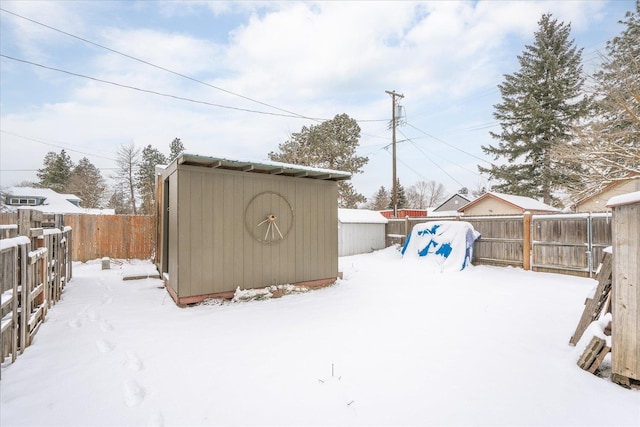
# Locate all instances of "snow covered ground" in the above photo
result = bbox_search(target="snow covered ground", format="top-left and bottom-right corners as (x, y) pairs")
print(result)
(1, 247), (638, 426)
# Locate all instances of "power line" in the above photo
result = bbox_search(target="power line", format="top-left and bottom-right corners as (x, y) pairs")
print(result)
(0, 7), (390, 125)
(1, 129), (118, 161)
(405, 121), (492, 165)
(0, 54), (324, 119)
(0, 7), (320, 122)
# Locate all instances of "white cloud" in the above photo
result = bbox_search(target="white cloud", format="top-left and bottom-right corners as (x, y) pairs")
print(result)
(0, 0), (631, 198)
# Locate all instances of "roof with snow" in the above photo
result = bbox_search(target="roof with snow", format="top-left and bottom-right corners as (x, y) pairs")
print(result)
(174, 153), (352, 181)
(3, 187), (85, 214)
(606, 191), (640, 208)
(459, 192), (559, 213)
(338, 208), (388, 224)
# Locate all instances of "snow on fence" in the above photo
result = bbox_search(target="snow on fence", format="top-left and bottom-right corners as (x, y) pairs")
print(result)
(386, 212), (612, 277)
(0, 210), (72, 377)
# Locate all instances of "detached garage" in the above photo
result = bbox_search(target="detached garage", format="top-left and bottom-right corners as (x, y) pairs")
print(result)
(338, 209), (388, 257)
(156, 153), (351, 306)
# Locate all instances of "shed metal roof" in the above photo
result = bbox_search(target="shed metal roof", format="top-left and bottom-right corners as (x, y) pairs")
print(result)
(177, 153), (351, 181)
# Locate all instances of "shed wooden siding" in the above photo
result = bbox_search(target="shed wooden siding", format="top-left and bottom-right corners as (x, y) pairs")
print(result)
(163, 165), (338, 299)
(338, 222), (385, 257)
(610, 199), (640, 382)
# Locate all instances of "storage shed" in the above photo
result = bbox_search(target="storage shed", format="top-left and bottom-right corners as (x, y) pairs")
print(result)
(155, 153), (351, 305)
(606, 191), (640, 387)
(338, 209), (388, 256)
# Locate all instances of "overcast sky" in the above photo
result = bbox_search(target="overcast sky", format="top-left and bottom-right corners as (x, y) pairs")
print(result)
(0, 0), (635, 201)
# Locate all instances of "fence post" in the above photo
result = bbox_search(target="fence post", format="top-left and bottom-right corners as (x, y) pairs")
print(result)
(17, 209), (30, 236)
(523, 211), (531, 270)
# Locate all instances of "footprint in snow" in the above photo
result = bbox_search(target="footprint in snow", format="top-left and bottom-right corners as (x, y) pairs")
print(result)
(100, 320), (114, 332)
(67, 319), (82, 328)
(101, 294), (113, 305)
(96, 339), (115, 353)
(124, 352), (144, 372)
(123, 380), (145, 407)
(86, 308), (99, 322)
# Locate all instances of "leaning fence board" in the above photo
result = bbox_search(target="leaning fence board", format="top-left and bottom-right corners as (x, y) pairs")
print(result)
(569, 252), (613, 346)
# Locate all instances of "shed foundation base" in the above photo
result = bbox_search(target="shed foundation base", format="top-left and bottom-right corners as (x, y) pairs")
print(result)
(163, 277), (337, 307)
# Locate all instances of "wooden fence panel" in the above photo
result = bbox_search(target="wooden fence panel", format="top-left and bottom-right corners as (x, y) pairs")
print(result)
(385, 213), (612, 277)
(65, 214), (155, 262)
(532, 213), (612, 277)
(466, 216), (523, 266)
(0, 244), (19, 372)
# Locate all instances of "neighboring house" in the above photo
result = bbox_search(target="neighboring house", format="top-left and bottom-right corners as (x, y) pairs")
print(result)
(3, 187), (84, 214)
(338, 208), (388, 257)
(573, 176), (640, 212)
(429, 193), (472, 216)
(458, 192), (559, 215)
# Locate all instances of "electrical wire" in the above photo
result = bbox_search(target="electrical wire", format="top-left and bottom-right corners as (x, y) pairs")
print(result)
(0, 129), (118, 161)
(0, 7), (318, 121)
(0, 7), (389, 125)
(0, 54), (325, 119)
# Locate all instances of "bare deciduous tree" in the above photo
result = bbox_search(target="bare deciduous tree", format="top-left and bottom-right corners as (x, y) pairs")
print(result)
(114, 143), (140, 214)
(554, 3), (640, 203)
(407, 180), (446, 209)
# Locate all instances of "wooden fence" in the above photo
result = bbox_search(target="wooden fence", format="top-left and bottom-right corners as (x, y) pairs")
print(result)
(64, 214), (155, 262)
(386, 212), (612, 277)
(0, 213), (155, 262)
(1, 210), (72, 376)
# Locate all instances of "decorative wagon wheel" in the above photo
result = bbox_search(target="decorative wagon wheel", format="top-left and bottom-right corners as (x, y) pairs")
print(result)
(244, 191), (294, 244)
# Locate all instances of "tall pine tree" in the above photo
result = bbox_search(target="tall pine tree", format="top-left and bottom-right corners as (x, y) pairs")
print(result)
(67, 157), (106, 208)
(37, 150), (74, 193)
(388, 179), (408, 210)
(268, 113), (368, 208)
(367, 186), (391, 210)
(136, 145), (168, 215)
(479, 14), (590, 205)
(169, 137), (185, 162)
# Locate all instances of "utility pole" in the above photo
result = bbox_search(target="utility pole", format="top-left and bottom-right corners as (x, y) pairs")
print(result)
(385, 90), (404, 218)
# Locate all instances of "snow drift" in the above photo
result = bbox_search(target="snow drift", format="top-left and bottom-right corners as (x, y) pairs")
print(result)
(401, 221), (480, 271)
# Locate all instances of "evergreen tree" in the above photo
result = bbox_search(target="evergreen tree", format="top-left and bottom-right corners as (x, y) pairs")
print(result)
(555, 2), (640, 202)
(36, 149), (74, 193)
(169, 137), (185, 162)
(389, 179), (407, 210)
(367, 186), (391, 210)
(107, 188), (128, 214)
(67, 157), (106, 208)
(136, 145), (168, 215)
(479, 13), (591, 205)
(268, 113), (368, 208)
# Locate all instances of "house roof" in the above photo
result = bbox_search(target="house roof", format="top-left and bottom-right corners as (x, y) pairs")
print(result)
(433, 193), (471, 212)
(338, 208), (388, 224)
(606, 191), (640, 208)
(4, 187), (84, 214)
(575, 175), (640, 207)
(176, 153), (352, 181)
(458, 192), (559, 213)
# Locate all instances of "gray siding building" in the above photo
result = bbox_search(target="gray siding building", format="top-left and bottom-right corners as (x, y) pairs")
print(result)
(338, 209), (388, 256)
(156, 153), (350, 306)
